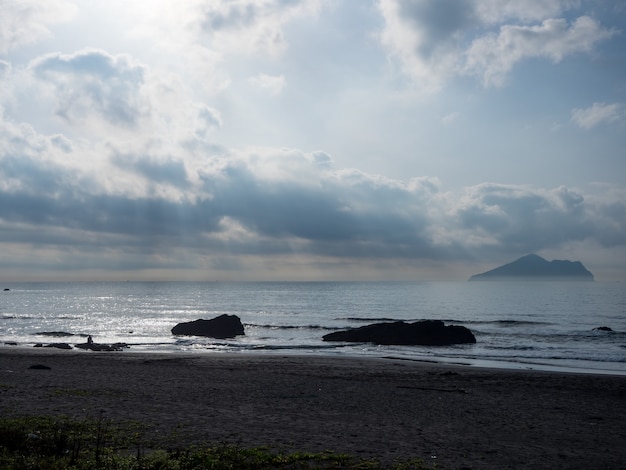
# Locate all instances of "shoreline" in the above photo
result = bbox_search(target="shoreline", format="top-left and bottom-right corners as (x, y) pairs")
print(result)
(2, 348), (626, 468)
(4, 343), (626, 378)
(381, 354), (626, 377)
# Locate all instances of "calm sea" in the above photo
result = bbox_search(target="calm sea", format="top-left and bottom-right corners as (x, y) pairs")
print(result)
(1, 281), (625, 375)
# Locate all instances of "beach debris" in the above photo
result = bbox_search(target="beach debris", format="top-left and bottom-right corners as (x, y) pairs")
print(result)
(322, 319), (476, 346)
(171, 314), (245, 339)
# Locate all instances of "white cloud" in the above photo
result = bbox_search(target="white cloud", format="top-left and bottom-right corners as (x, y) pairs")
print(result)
(29, 49), (148, 129)
(13, 48), (222, 155)
(571, 102), (623, 129)
(0, 0), (77, 53)
(377, 0), (617, 90)
(194, 104), (223, 137)
(98, 0), (324, 100)
(453, 183), (625, 252)
(0, 61), (10, 103)
(465, 16), (616, 87)
(473, 0), (581, 23)
(377, 0), (470, 92)
(1, 109), (625, 270)
(196, 0), (323, 57)
(249, 73), (286, 95)
(441, 111), (460, 125)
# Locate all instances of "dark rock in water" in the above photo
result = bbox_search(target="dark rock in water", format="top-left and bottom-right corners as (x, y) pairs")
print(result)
(171, 314), (245, 339)
(3, 288), (9, 291)
(469, 254), (594, 281)
(75, 342), (129, 351)
(44, 343), (73, 350)
(28, 364), (51, 370)
(594, 326), (613, 332)
(4, 342), (17, 346)
(322, 319), (476, 346)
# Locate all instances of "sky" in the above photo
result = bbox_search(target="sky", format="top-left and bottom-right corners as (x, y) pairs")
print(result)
(0, 0), (625, 282)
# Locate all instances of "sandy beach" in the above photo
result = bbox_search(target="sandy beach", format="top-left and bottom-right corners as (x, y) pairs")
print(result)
(1, 348), (625, 469)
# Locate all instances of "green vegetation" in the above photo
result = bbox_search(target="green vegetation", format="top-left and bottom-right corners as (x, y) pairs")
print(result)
(0, 415), (434, 469)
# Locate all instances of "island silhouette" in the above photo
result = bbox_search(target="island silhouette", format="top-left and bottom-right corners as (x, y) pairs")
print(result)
(469, 254), (594, 281)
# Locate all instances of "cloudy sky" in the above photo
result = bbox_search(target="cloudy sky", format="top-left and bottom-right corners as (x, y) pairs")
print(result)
(1, 0), (625, 281)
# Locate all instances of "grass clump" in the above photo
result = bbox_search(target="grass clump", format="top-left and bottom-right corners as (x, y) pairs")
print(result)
(0, 415), (434, 469)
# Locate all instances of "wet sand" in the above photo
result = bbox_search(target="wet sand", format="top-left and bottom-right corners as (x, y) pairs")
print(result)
(1, 348), (625, 469)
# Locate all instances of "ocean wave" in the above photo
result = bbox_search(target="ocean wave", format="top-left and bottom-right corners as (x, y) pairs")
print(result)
(484, 345), (536, 351)
(31, 331), (87, 337)
(244, 323), (337, 331)
(248, 344), (348, 351)
(334, 318), (553, 328)
(543, 355), (626, 363)
(335, 317), (401, 323)
(465, 320), (552, 326)
(334, 317), (477, 325)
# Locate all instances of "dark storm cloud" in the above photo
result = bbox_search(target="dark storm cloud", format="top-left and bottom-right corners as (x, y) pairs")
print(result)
(30, 49), (146, 127)
(111, 154), (190, 188)
(199, 161), (432, 254)
(0, 150), (433, 259)
(0, 155), (76, 196)
(0, 187), (221, 244)
(0, 138), (625, 267)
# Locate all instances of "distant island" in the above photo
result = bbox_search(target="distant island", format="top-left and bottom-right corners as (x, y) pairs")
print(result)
(469, 254), (594, 281)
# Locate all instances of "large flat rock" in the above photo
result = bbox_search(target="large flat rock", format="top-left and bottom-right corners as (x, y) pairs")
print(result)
(323, 319), (476, 346)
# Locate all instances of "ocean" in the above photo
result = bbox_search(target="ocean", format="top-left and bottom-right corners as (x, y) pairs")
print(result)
(1, 281), (625, 375)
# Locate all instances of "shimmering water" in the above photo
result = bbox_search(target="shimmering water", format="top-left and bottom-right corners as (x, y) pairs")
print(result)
(1, 281), (625, 374)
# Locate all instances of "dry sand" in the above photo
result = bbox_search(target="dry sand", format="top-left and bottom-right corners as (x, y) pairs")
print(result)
(1, 348), (626, 469)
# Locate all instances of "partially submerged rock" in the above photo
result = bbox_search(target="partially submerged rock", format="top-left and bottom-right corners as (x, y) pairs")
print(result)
(593, 326), (613, 332)
(171, 314), (245, 339)
(323, 319), (476, 346)
(75, 342), (129, 351)
(38, 342), (73, 350)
